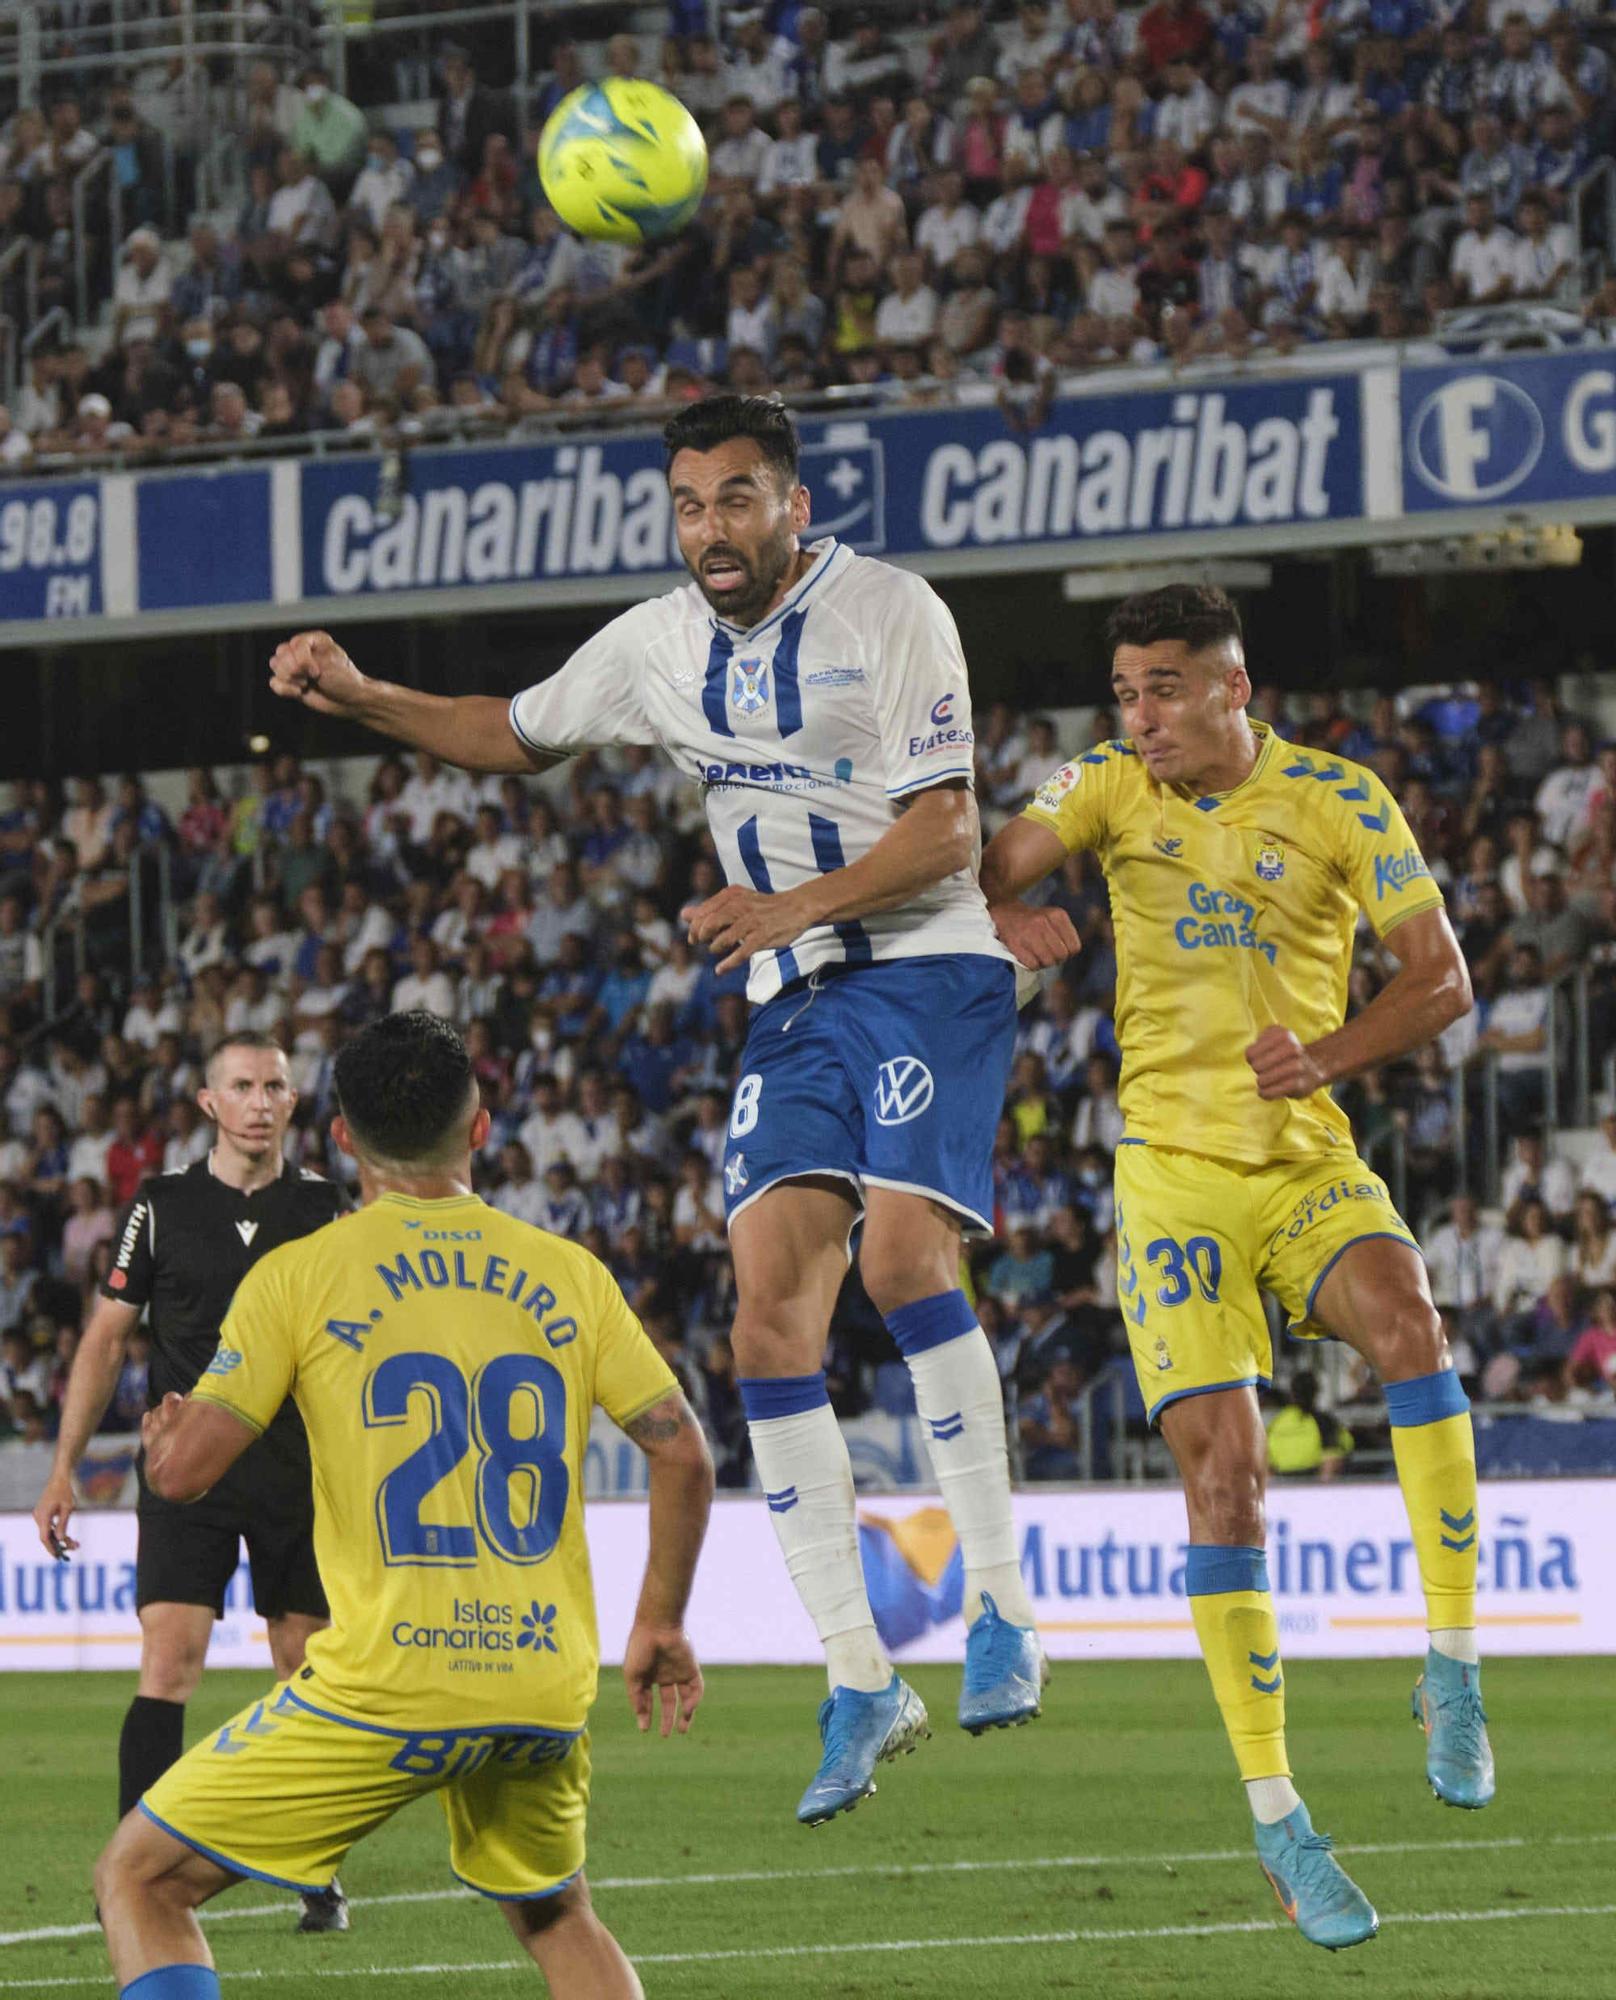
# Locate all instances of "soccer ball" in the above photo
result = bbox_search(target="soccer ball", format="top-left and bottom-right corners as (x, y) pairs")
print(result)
(538, 79), (709, 245)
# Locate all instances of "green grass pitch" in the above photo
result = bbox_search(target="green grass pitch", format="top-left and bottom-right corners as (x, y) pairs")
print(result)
(2, 1658), (1611, 1998)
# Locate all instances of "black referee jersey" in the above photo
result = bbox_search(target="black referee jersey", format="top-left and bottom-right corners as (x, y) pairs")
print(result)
(103, 1156), (346, 1516)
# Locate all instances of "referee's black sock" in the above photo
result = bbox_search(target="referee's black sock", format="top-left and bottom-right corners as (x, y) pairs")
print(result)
(118, 1695), (185, 1820)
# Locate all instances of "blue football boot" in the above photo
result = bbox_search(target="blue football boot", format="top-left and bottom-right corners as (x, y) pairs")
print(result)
(1253, 1803), (1379, 1952)
(959, 1592), (1049, 1734)
(1413, 1650), (1495, 1809)
(795, 1674), (929, 1826)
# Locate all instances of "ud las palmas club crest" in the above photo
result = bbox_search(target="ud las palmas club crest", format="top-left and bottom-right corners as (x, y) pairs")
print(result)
(731, 657), (770, 716)
(1255, 839), (1285, 883)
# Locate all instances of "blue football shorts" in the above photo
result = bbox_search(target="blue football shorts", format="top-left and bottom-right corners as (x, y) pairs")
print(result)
(720, 954), (1017, 1235)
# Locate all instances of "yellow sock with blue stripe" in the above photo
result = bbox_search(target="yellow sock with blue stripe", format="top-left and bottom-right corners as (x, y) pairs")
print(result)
(1185, 1545), (1291, 1784)
(1385, 1370), (1479, 1651)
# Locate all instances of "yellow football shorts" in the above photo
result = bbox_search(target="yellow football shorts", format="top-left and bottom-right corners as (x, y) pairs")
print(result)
(140, 1680), (590, 1901)
(1112, 1141), (1419, 1423)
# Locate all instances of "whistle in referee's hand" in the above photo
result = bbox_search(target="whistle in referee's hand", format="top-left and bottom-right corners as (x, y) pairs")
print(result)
(47, 1529), (70, 1563)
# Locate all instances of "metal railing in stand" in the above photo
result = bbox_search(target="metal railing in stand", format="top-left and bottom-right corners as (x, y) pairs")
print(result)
(1572, 157), (1616, 299)
(40, 904), (86, 1026)
(1363, 1120), (1409, 1220)
(1452, 1048), (1502, 1204)
(71, 149), (120, 333)
(1543, 962), (1593, 1135)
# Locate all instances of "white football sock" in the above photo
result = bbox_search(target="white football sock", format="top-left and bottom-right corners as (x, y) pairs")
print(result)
(1246, 1775), (1303, 1824)
(748, 1402), (890, 1693)
(1429, 1627), (1480, 1664)
(904, 1327), (1036, 1630)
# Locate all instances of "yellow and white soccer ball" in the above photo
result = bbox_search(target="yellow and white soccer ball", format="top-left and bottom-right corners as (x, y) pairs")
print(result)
(538, 79), (709, 244)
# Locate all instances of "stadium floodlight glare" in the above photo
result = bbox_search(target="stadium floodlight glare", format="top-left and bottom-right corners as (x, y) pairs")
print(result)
(1368, 526), (1582, 575)
(1061, 560), (1273, 602)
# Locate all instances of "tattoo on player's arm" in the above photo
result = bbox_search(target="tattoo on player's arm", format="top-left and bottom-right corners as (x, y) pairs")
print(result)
(624, 1394), (698, 1449)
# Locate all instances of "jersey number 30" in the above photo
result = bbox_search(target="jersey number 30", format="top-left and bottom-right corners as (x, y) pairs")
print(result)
(363, 1351), (569, 1568)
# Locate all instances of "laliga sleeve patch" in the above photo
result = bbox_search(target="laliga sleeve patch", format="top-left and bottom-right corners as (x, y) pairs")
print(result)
(1034, 762), (1081, 812)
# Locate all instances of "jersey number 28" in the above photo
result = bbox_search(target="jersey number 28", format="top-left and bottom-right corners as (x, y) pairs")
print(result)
(363, 1350), (569, 1568)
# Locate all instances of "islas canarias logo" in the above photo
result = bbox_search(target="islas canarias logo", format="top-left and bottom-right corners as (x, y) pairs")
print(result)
(858, 1506), (963, 1650)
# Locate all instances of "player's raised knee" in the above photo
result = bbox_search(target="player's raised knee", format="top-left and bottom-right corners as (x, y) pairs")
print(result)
(1371, 1297), (1448, 1382)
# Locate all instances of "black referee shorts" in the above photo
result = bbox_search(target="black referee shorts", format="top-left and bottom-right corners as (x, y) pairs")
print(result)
(135, 1448), (328, 1623)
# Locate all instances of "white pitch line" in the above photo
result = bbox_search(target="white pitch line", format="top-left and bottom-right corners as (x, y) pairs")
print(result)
(4, 1829), (1614, 1950)
(2, 1902), (1614, 1989)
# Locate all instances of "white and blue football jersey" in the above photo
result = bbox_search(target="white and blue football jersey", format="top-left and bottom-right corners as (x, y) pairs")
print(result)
(509, 538), (1012, 1002)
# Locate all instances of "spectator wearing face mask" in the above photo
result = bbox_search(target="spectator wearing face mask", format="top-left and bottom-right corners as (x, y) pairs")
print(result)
(291, 63), (369, 192)
(349, 129), (415, 231)
(405, 131), (462, 225)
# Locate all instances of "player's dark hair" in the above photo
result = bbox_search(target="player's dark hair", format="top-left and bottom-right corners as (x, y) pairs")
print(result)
(1107, 584), (1243, 658)
(205, 1029), (285, 1076)
(663, 395), (799, 484)
(335, 1011), (475, 1163)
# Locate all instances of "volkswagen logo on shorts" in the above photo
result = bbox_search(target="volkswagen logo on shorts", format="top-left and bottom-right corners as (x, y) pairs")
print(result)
(874, 1056), (935, 1126)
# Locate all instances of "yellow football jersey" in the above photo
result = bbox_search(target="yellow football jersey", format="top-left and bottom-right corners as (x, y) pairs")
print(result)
(1022, 721), (1445, 1164)
(191, 1191), (677, 1735)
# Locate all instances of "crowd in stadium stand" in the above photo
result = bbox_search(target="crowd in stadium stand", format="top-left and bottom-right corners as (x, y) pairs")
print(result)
(0, 0), (1612, 462)
(3, 675), (1616, 1482)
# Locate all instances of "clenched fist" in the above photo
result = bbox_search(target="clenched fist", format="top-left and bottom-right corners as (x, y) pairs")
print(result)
(1245, 1025), (1330, 1100)
(269, 631), (369, 718)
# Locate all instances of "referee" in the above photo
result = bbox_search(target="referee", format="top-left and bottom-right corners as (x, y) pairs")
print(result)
(33, 1030), (350, 1935)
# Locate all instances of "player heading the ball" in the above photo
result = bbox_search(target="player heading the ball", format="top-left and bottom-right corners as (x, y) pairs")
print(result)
(269, 394), (1046, 1828)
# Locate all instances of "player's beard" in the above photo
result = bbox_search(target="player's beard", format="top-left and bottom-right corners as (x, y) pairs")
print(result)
(690, 529), (797, 629)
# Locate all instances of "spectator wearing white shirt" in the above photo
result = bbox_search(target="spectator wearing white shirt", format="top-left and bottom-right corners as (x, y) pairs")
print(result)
(490, 1141), (549, 1228)
(1292, 42), (1360, 147)
(1511, 189), (1573, 297)
(708, 96), (771, 187)
(397, 750), (477, 846)
(726, 266), (778, 363)
(66, 1095), (114, 1189)
(517, 1074), (588, 1180)
(995, 0), (1066, 84)
(1449, 192), (1517, 305)
(1535, 723), (1599, 851)
(1225, 37), (1292, 138)
(112, 229), (174, 347)
(465, 802), (523, 892)
(1317, 226), (1371, 329)
(1088, 220), (1141, 319)
(1061, 155), (1125, 247)
(723, 16), (795, 111)
(226, 966), (286, 1037)
(757, 98), (819, 199)
(874, 251), (939, 346)
(349, 130), (414, 231)
(265, 146), (340, 250)
(916, 169), (981, 276)
(1155, 61), (1219, 150)
(1500, 1129), (1578, 1222)
(1492, 1196), (1567, 1321)
(391, 938), (456, 1018)
(1424, 1194), (1506, 1316)
(1001, 67), (1060, 172)
(1482, 943), (1554, 1128)
(1577, 1109), (1616, 1211)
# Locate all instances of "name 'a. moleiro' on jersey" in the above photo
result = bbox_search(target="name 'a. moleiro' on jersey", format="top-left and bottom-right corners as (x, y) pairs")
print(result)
(508, 538), (1012, 1002)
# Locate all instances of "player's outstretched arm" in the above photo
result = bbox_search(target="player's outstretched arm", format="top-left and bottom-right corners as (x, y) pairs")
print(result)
(141, 1392), (260, 1505)
(620, 1392), (714, 1738)
(979, 816), (1083, 970)
(1246, 905), (1473, 1101)
(268, 630), (560, 775)
(33, 1294), (141, 1556)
